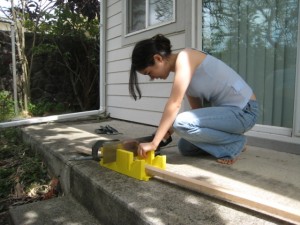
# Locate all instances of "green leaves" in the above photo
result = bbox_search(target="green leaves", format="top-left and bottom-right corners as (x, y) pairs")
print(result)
(0, 91), (15, 122)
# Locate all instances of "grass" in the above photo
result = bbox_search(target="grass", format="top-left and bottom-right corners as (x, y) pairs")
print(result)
(0, 127), (57, 224)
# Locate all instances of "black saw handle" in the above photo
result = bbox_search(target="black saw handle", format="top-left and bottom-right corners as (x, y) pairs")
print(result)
(135, 134), (172, 147)
(92, 134), (173, 161)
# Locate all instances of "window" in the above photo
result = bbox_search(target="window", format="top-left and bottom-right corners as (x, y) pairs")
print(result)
(127, 0), (175, 34)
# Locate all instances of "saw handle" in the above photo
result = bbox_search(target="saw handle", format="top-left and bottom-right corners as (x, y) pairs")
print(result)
(158, 135), (172, 147)
(135, 134), (172, 147)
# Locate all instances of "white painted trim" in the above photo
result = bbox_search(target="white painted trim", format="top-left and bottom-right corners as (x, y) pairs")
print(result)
(250, 124), (292, 136)
(99, 0), (107, 112)
(191, 0), (196, 48)
(197, 0), (202, 50)
(191, 0), (202, 50)
(0, 109), (103, 128)
(293, 4), (300, 137)
(124, 0), (176, 37)
(246, 129), (300, 145)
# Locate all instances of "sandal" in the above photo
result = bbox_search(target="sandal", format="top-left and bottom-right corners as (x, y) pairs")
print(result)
(95, 125), (122, 135)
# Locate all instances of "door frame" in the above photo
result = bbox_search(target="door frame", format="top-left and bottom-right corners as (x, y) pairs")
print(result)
(293, 3), (300, 137)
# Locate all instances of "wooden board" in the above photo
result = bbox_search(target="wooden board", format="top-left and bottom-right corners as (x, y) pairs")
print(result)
(74, 145), (101, 157)
(145, 165), (300, 224)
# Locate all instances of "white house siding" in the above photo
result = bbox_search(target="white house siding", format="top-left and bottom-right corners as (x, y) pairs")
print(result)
(105, 0), (190, 126)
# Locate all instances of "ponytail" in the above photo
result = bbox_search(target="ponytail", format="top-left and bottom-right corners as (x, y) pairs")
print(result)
(129, 34), (172, 100)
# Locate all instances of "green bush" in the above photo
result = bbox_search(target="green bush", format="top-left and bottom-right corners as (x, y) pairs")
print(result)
(28, 101), (66, 116)
(0, 128), (49, 198)
(0, 91), (15, 122)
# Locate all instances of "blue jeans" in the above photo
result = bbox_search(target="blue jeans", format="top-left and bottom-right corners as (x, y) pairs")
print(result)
(173, 100), (259, 159)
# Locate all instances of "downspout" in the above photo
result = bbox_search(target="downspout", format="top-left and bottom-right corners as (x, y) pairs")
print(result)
(99, 0), (106, 114)
(0, 1), (107, 128)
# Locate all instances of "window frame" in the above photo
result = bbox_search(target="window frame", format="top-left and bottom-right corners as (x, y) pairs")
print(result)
(122, 0), (186, 46)
(125, 0), (176, 37)
(293, 3), (300, 137)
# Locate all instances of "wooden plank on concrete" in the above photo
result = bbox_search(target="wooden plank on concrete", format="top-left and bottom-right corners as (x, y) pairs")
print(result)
(146, 165), (300, 225)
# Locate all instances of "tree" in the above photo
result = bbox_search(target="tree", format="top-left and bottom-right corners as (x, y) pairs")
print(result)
(0, 0), (57, 114)
(1, 0), (100, 115)
(32, 1), (100, 111)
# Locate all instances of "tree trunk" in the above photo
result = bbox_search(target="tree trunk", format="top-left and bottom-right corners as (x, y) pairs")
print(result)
(11, 0), (29, 113)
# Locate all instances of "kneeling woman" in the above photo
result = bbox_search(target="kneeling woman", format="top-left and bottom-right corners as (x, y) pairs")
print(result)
(129, 34), (259, 165)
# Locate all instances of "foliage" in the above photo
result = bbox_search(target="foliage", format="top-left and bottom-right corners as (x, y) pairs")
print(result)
(28, 101), (66, 116)
(1, 0), (100, 118)
(0, 91), (15, 122)
(0, 32), (12, 79)
(29, 1), (100, 113)
(25, 31), (99, 113)
(0, 128), (49, 198)
(0, 127), (56, 224)
(55, 0), (100, 21)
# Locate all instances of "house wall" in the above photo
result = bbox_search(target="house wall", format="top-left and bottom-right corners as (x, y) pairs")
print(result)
(105, 0), (192, 126)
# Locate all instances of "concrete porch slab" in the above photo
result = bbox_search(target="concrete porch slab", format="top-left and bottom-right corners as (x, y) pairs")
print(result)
(12, 119), (300, 225)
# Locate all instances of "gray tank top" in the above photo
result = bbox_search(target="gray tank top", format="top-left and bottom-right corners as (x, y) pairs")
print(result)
(186, 54), (253, 109)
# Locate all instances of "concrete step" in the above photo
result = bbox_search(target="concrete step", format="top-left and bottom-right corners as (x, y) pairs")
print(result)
(15, 120), (300, 225)
(9, 195), (101, 225)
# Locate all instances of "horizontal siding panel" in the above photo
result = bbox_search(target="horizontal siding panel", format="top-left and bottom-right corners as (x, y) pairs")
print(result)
(107, 83), (172, 97)
(107, 37), (122, 51)
(107, 95), (167, 112)
(108, 107), (162, 126)
(169, 33), (186, 51)
(107, 12), (122, 28)
(107, 71), (174, 84)
(107, 71), (129, 83)
(107, 0), (119, 7)
(108, 106), (185, 127)
(107, 59), (131, 73)
(137, 83), (172, 97)
(107, 46), (132, 62)
(137, 73), (175, 84)
(107, 24), (122, 40)
(107, 1), (122, 18)
(106, 84), (129, 95)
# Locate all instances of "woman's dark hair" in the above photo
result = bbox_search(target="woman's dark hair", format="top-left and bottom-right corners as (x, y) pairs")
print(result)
(129, 34), (172, 100)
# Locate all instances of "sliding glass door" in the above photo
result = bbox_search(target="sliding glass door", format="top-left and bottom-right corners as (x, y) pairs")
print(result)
(202, 0), (299, 129)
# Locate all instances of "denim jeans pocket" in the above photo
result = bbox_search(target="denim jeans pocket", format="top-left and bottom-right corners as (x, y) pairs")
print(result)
(242, 100), (259, 131)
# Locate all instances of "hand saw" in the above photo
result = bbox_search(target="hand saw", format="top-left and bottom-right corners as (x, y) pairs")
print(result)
(98, 135), (172, 164)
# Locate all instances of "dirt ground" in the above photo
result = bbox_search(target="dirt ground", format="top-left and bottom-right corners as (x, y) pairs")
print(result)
(0, 127), (60, 225)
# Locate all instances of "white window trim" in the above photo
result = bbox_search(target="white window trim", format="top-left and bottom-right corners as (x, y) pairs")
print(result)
(293, 3), (300, 137)
(122, 0), (185, 47)
(125, 0), (176, 37)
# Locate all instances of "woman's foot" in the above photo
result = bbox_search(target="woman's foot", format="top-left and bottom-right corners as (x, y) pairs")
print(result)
(217, 157), (238, 165)
(216, 145), (247, 165)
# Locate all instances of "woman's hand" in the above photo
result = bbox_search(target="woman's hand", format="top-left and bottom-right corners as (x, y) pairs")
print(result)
(138, 142), (157, 158)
